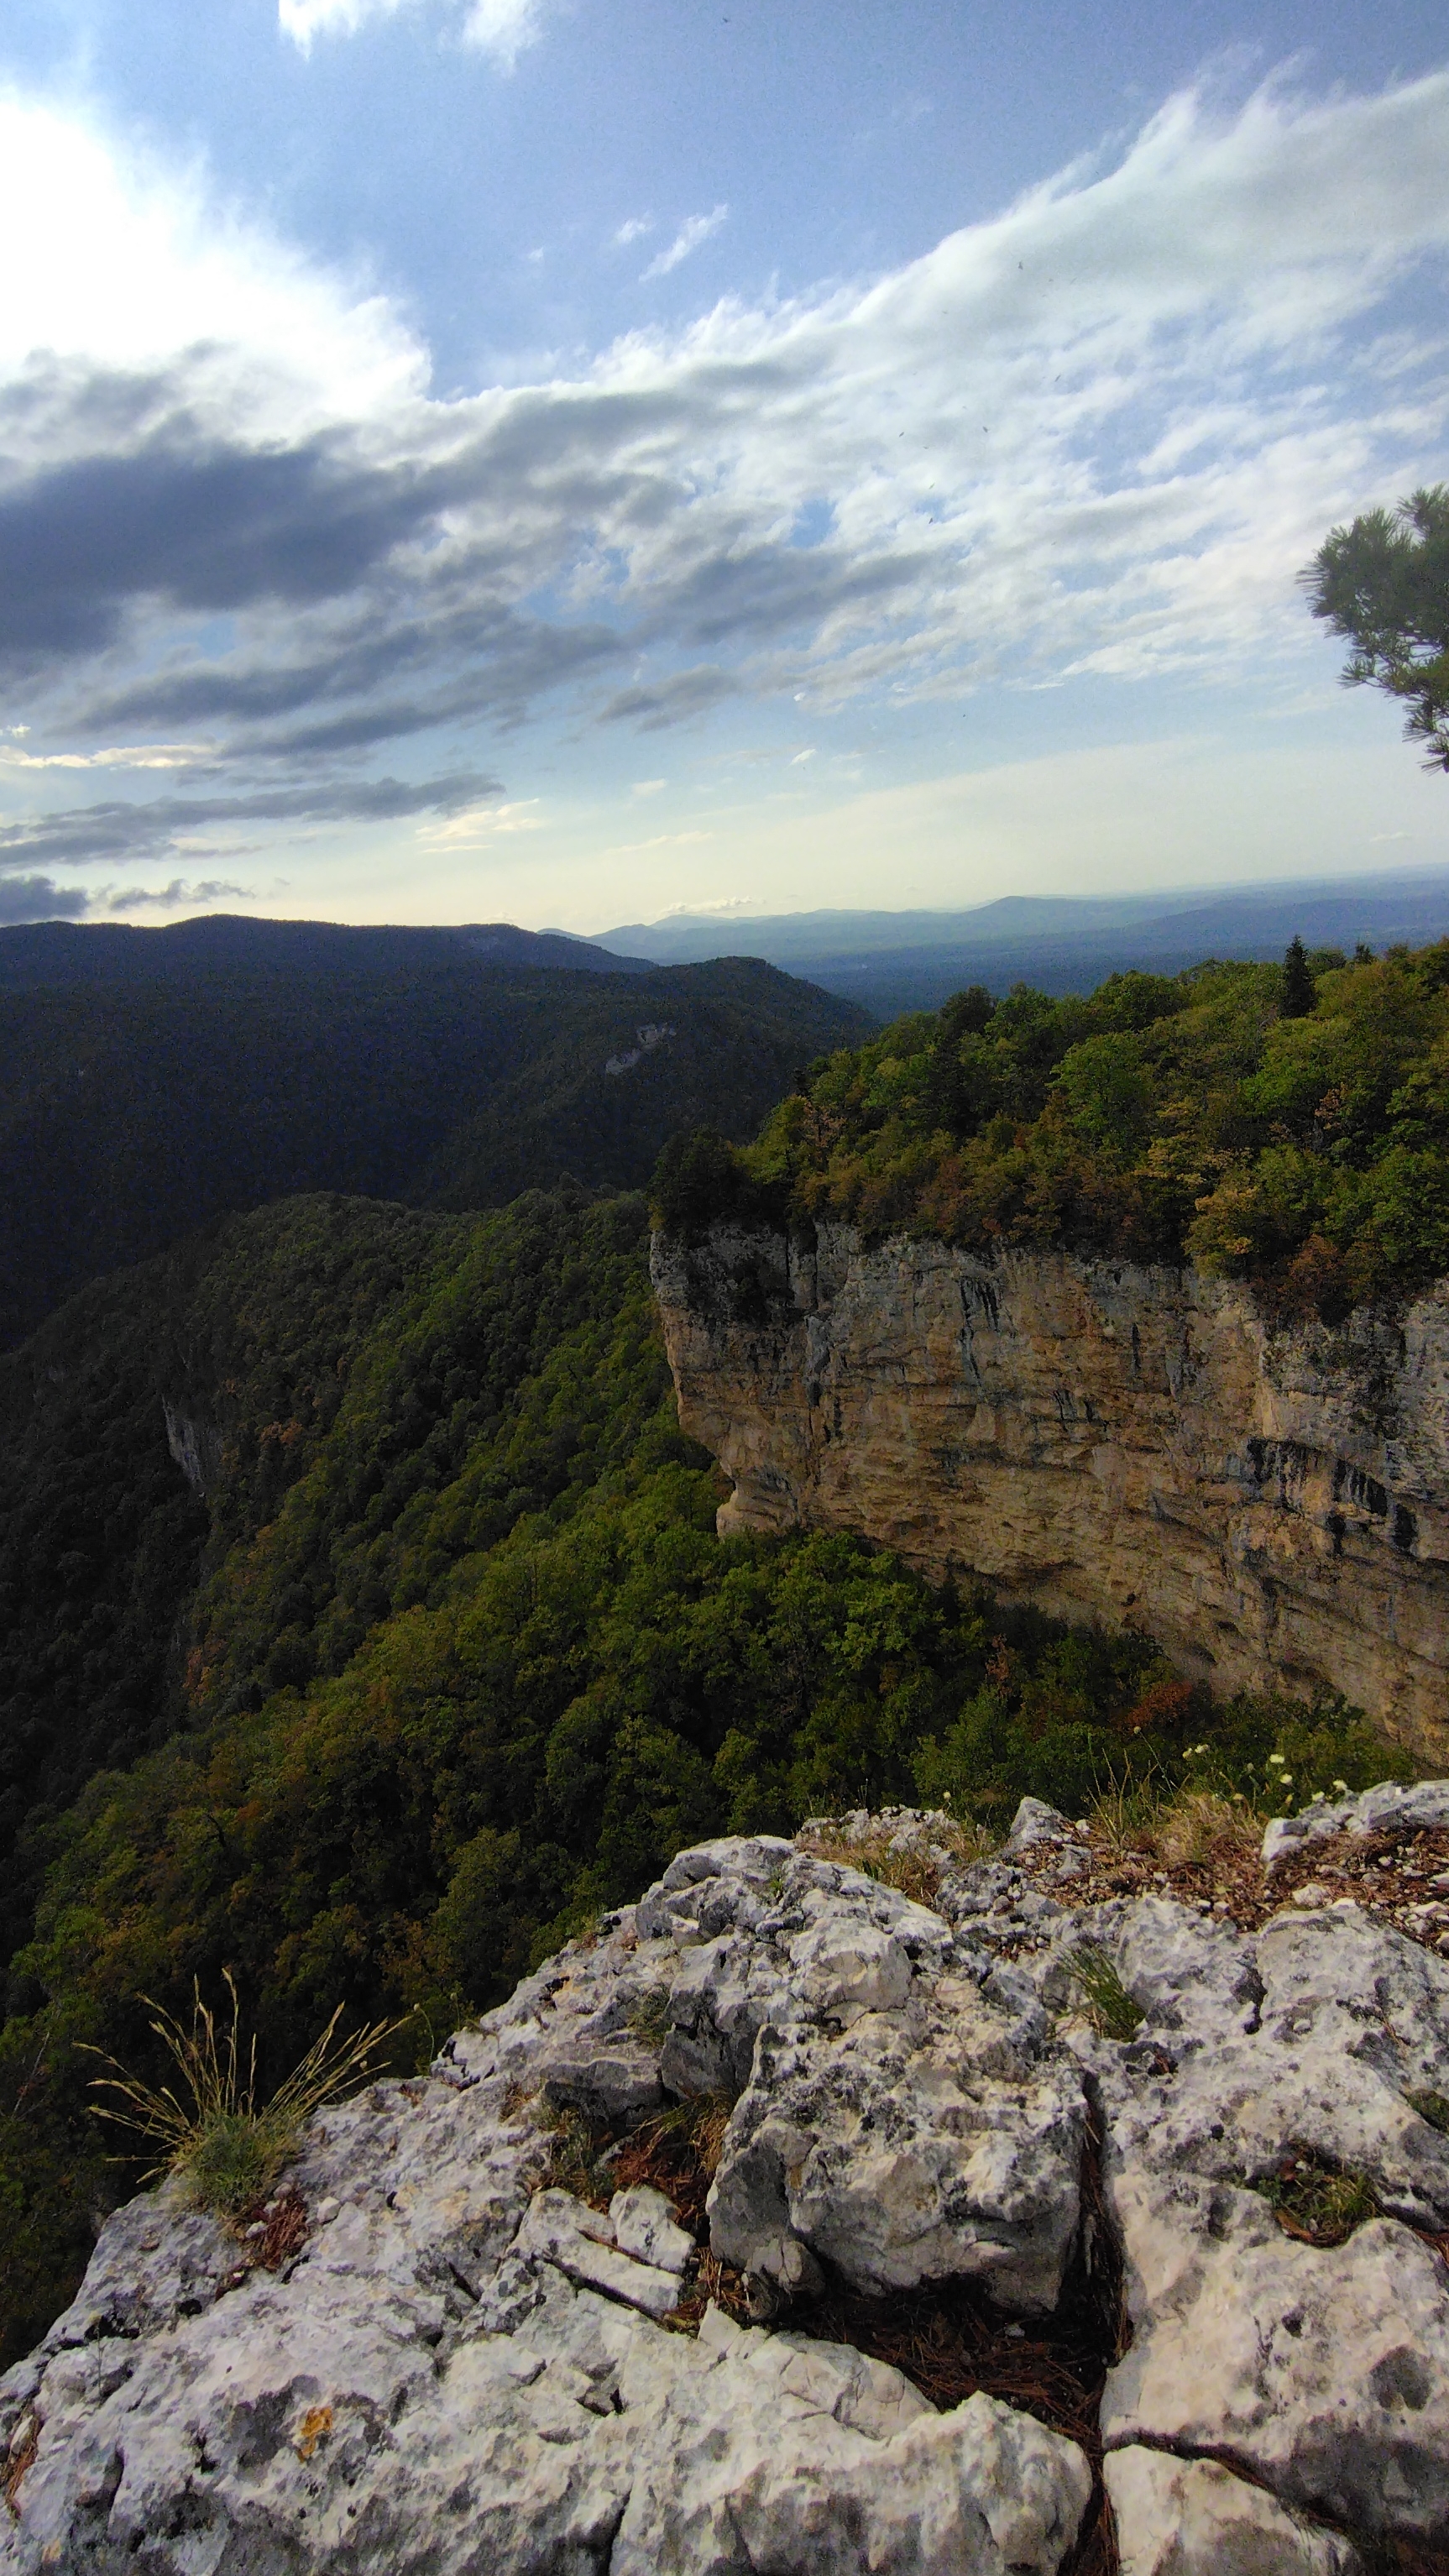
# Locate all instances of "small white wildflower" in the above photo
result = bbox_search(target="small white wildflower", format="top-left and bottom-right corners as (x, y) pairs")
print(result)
(1332, 1778), (1349, 1793)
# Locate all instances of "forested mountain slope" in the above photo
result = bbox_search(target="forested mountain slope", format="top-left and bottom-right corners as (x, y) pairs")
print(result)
(0, 1185), (1403, 2363)
(0, 954), (869, 1346)
(662, 940), (1449, 1314)
(0, 914), (656, 992)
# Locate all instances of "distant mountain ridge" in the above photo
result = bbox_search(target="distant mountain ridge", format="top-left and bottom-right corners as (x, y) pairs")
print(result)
(590, 868), (1449, 1013)
(0, 914), (655, 992)
(0, 945), (868, 1347)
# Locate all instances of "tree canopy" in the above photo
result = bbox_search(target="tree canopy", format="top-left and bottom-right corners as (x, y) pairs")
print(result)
(656, 940), (1449, 1317)
(1305, 485), (1449, 772)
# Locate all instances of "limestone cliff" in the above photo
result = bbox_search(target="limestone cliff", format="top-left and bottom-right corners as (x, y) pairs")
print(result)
(652, 1222), (1449, 1763)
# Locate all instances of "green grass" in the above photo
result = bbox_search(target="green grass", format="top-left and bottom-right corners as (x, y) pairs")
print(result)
(1251, 2147), (1378, 2246)
(1067, 1945), (1145, 2042)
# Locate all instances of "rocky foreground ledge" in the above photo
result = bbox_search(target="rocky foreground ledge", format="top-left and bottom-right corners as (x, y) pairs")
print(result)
(5, 1784), (1449, 2575)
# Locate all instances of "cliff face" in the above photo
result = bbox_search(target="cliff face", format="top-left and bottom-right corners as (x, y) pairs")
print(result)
(652, 1223), (1449, 1763)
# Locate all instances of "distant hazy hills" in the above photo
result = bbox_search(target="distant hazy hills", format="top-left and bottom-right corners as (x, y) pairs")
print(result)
(593, 867), (1449, 1014)
(0, 930), (867, 1347)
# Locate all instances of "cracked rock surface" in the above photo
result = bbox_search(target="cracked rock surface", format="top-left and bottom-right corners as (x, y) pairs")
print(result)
(4, 1792), (1449, 2573)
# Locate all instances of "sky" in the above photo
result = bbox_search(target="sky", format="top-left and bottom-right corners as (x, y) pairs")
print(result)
(1, 2), (1447, 935)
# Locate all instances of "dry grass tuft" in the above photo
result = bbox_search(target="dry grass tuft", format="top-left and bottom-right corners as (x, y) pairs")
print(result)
(798, 1814), (995, 1910)
(625, 1986), (675, 2051)
(1153, 1789), (1263, 1872)
(1082, 1783), (1160, 1865)
(84, 1971), (411, 2221)
(538, 2104), (615, 2208)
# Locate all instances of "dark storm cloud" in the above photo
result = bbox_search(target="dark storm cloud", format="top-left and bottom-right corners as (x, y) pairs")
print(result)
(0, 772), (499, 867)
(0, 873), (89, 924)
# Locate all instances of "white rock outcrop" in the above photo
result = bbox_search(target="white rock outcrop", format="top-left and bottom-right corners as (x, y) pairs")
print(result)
(1104, 2448), (1366, 2576)
(4, 1794), (1449, 2573)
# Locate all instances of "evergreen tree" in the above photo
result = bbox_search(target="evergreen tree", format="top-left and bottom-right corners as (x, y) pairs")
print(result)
(1280, 935), (1316, 1020)
(1305, 486), (1449, 771)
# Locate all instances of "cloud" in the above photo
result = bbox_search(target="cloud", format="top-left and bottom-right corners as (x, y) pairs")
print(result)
(0, 99), (421, 425)
(0, 422), (456, 666)
(0, 741), (210, 770)
(103, 878), (254, 910)
(615, 217), (653, 249)
(0, 772), (499, 868)
(630, 778), (667, 796)
(600, 668), (745, 730)
(0, 873), (88, 924)
(417, 795), (542, 844)
(641, 206), (730, 281)
(279, 0), (551, 65)
(656, 893), (752, 916)
(3, 66), (1449, 851)
(458, 0), (548, 65)
(599, 829), (712, 858)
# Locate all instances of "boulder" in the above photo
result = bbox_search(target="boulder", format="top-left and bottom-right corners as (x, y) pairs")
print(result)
(1105, 2448), (1364, 2575)
(1068, 1898), (1449, 2548)
(707, 1971), (1086, 2310)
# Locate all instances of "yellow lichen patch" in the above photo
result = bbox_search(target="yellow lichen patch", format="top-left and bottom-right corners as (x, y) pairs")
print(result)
(295, 2406), (332, 2462)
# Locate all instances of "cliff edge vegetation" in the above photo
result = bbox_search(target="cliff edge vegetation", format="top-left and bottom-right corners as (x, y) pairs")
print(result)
(656, 938), (1449, 1317)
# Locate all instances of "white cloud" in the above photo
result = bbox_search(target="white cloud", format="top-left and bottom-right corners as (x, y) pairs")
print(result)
(630, 778), (667, 796)
(656, 893), (752, 916)
(599, 830), (712, 856)
(417, 797), (543, 844)
(4, 62), (1449, 858)
(614, 216), (653, 248)
(279, 0), (550, 66)
(0, 92), (423, 428)
(458, 0), (548, 66)
(0, 742), (211, 770)
(641, 204), (729, 280)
